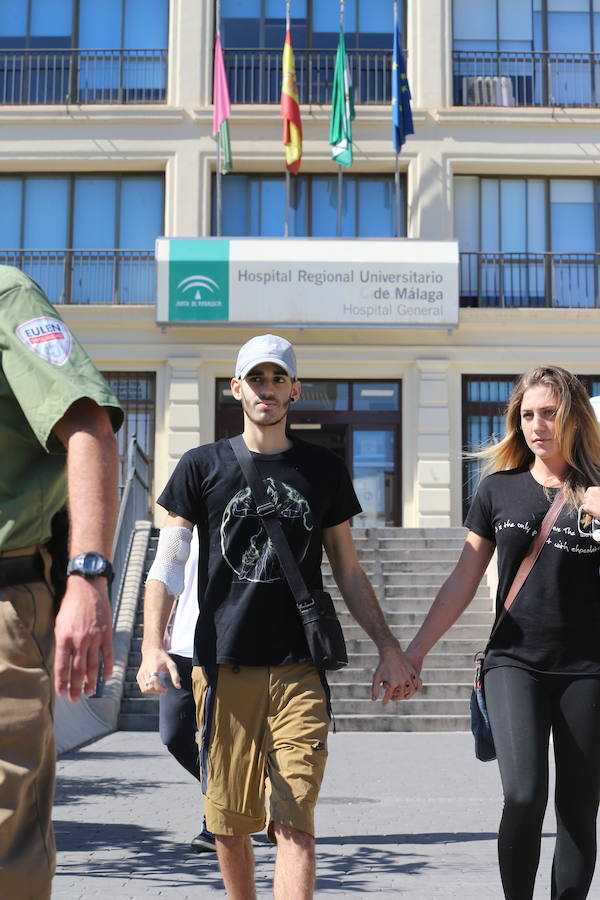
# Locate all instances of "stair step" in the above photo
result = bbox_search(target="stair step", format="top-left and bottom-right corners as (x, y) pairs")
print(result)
(344, 637), (484, 655)
(335, 610), (493, 626)
(117, 713), (159, 731)
(328, 666), (474, 684)
(332, 714), (471, 732)
(377, 539), (466, 550)
(378, 549), (468, 561)
(331, 682), (471, 699)
(341, 623), (491, 641)
(120, 697), (160, 715)
(341, 652), (478, 667)
(381, 573), (475, 586)
(376, 527), (467, 538)
(331, 698), (470, 715)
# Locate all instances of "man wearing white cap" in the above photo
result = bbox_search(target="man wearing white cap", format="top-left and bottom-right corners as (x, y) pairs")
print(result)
(137, 334), (420, 899)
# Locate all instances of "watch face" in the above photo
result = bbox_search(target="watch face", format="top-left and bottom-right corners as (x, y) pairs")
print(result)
(80, 553), (107, 576)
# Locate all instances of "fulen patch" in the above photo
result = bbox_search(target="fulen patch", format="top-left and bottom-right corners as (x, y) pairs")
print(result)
(15, 316), (72, 366)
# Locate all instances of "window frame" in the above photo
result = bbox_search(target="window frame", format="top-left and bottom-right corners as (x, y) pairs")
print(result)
(211, 172), (407, 238)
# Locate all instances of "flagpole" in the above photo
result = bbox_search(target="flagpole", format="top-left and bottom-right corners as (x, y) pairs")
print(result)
(284, 0), (291, 238)
(336, 0), (345, 238)
(393, 0), (401, 237)
(216, 0), (223, 236)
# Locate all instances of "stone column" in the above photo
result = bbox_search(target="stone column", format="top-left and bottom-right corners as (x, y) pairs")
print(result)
(168, 0), (204, 108)
(415, 360), (451, 526)
(165, 358), (201, 476)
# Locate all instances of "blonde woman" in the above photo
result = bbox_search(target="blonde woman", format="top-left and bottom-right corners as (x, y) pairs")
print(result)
(405, 366), (600, 900)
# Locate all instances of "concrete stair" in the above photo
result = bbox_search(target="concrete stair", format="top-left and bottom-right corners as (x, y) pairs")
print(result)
(324, 527), (495, 732)
(118, 525), (495, 733)
(117, 528), (160, 731)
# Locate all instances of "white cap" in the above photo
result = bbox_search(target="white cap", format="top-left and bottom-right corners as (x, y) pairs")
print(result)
(235, 334), (297, 380)
(590, 396), (600, 425)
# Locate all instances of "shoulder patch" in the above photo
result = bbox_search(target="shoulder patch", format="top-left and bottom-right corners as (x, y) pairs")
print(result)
(15, 316), (72, 366)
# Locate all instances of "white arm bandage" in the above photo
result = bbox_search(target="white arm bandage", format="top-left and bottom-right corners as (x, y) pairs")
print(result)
(146, 526), (193, 598)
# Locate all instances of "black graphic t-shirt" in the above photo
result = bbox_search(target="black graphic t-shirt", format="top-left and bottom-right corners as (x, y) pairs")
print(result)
(466, 467), (600, 675)
(157, 436), (362, 666)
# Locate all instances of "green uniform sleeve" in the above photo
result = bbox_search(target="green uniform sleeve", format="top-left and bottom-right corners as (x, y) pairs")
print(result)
(0, 267), (123, 451)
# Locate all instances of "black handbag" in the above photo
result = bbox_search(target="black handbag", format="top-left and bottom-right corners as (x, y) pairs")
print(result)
(228, 435), (348, 671)
(471, 489), (565, 761)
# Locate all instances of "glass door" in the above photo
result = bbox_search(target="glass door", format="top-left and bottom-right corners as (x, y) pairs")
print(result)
(352, 429), (396, 527)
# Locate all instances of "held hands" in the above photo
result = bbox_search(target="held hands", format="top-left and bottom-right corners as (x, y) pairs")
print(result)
(136, 648), (181, 695)
(54, 576), (114, 702)
(371, 643), (423, 707)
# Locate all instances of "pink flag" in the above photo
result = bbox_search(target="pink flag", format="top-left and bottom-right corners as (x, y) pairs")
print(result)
(213, 34), (231, 134)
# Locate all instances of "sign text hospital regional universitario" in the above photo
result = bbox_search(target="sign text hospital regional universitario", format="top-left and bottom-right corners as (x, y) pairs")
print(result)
(155, 238), (459, 328)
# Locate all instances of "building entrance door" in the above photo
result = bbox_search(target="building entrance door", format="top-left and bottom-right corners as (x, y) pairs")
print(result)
(215, 378), (402, 526)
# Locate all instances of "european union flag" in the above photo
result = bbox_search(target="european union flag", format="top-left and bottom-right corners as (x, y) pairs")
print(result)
(391, 24), (414, 153)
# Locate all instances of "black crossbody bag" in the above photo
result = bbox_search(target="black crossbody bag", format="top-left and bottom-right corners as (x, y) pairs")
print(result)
(229, 435), (348, 671)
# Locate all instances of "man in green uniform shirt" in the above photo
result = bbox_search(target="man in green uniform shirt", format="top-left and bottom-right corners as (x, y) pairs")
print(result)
(0, 266), (123, 900)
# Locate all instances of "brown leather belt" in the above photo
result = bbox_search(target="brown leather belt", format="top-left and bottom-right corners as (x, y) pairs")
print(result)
(0, 546), (38, 558)
(0, 550), (44, 589)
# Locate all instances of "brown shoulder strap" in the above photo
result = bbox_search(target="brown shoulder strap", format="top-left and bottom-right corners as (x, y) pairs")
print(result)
(489, 488), (565, 643)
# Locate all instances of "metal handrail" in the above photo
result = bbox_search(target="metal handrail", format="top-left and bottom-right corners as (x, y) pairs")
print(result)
(93, 435), (150, 697)
(223, 47), (395, 104)
(0, 248), (155, 304)
(110, 434), (151, 627)
(454, 49), (600, 107)
(0, 48), (167, 104)
(459, 251), (600, 308)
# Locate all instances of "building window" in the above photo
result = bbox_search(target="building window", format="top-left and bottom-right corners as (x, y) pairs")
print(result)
(102, 372), (155, 497)
(0, 173), (164, 304)
(0, 0), (168, 104)
(462, 375), (516, 518)
(212, 174), (405, 238)
(455, 176), (600, 307)
(454, 0), (600, 107)
(462, 373), (600, 517)
(220, 0), (406, 104)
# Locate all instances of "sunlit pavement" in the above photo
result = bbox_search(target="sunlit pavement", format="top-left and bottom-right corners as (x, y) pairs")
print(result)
(53, 730), (599, 899)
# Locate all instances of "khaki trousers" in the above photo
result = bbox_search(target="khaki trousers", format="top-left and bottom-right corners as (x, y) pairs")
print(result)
(0, 566), (55, 900)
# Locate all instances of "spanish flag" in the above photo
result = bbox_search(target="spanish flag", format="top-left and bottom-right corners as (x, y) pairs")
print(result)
(280, 28), (302, 174)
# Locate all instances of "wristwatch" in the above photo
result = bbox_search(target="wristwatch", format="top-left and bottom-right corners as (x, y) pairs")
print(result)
(67, 552), (114, 583)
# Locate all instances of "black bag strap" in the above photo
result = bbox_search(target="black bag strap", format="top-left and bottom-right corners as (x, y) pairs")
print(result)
(487, 487), (565, 646)
(228, 435), (316, 612)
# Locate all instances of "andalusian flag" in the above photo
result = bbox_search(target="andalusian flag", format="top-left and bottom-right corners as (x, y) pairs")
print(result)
(280, 28), (302, 173)
(329, 27), (355, 167)
(213, 34), (232, 174)
(391, 23), (414, 153)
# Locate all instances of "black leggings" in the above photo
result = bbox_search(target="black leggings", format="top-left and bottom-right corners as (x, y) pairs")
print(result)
(485, 666), (600, 900)
(158, 654), (200, 781)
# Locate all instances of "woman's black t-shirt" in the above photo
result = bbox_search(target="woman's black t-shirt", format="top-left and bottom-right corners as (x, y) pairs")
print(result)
(466, 467), (600, 675)
(157, 436), (362, 667)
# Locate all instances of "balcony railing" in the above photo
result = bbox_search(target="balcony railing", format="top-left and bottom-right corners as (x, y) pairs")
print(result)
(0, 249), (155, 303)
(223, 47), (393, 104)
(454, 50), (600, 107)
(460, 252), (600, 308)
(0, 49), (167, 104)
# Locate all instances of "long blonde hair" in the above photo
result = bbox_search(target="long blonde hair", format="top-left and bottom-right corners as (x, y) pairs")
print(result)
(475, 365), (600, 511)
